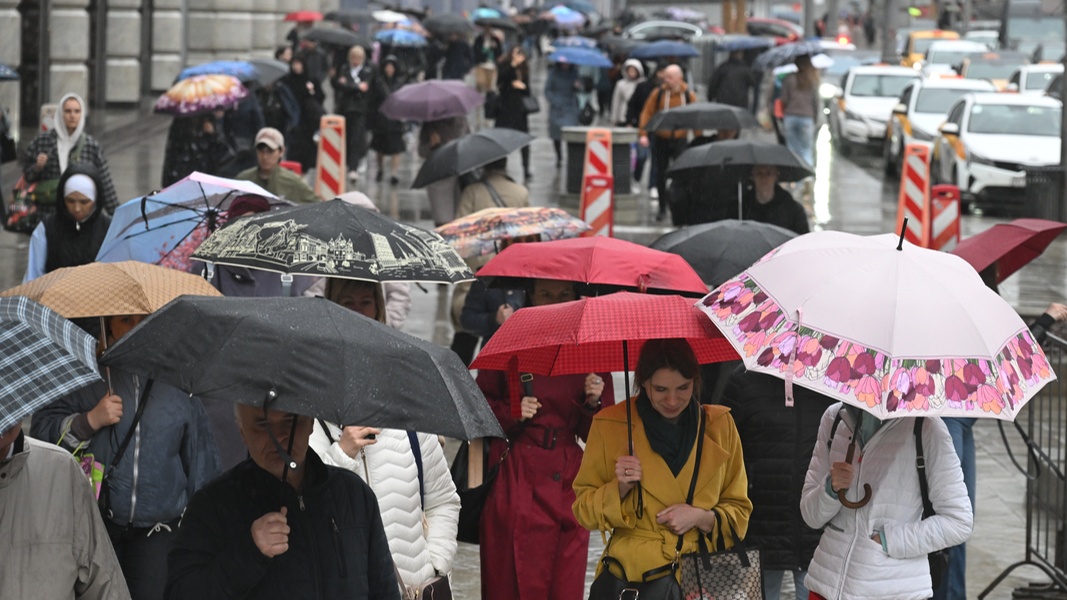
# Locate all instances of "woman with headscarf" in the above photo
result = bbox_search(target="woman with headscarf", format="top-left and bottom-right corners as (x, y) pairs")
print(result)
(544, 62), (582, 168)
(282, 55), (326, 172)
(23, 163), (111, 283)
(20, 93), (119, 215)
(371, 55), (408, 186)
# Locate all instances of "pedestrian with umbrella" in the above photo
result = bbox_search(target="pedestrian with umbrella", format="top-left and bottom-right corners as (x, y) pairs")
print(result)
(280, 54), (326, 172)
(545, 61), (583, 168)
(472, 23), (505, 95)
(333, 45), (378, 183)
(0, 297), (130, 600)
(779, 54), (821, 168)
(284, 10), (323, 53)
(496, 46), (535, 181)
(638, 64), (699, 222)
(441, 32), (474, 80)
(160, 111), (234, 187)
(370, 56), (407, 186)
(610, 58), (645, 127)
(707, 50), (758, 109)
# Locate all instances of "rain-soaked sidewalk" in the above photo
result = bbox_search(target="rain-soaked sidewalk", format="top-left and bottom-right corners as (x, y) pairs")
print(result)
(2, 57), (1065, 598)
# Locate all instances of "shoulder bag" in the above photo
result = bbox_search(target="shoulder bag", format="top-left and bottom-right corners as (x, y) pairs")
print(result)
(587, 407), (705, 600)
(521, 95), (541, 115)
(679, 507), (764, 599)
(915, 417), (950, 591)
(98, 379), (153, 521)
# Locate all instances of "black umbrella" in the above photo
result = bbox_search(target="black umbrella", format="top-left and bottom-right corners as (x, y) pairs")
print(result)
(248, 58), (289, 86)
(413, 128), (535, 188)
(304, 27), (371, 48)
(600, 34), (646, 56)
(667, 139), (813, 182)
(324, 8), (374, 26)
(191, 199), (474, 284)
(752, 40), (823, 71)
(645, 102), (759, 132)
(99, 296), (504, 441)
(424, 13), (474, 36)
(649, 219), (797, 288)
(474, 16), (519, 31)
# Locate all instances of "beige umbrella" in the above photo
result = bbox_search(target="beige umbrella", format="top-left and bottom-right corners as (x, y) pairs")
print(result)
(0, 261), (221, 318)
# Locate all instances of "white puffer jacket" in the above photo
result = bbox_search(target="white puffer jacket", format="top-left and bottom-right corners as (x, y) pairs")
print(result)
(801, 404), (972, 600)
(309, 424), (460, 592)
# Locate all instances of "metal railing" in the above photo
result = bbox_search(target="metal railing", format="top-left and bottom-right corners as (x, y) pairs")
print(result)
(980, 333), (1067, 599)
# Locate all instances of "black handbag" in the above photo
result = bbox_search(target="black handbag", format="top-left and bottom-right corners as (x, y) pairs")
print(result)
(484, 91), (501, 119)
(521, 95), (541, 115)
(915, 417), (951, 591)
(450, 438), (502, 544)
(579, 100), (595, 126)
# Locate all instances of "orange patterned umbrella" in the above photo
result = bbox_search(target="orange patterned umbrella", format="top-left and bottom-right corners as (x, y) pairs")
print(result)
(154, 74), (249, 116)
(0, 261), (221, 318)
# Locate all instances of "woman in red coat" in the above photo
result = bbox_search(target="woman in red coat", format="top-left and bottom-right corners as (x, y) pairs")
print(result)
(477, 279), (615, 600)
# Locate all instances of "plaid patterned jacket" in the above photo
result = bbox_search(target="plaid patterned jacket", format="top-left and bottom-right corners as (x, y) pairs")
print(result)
(20, 129), (119, 215)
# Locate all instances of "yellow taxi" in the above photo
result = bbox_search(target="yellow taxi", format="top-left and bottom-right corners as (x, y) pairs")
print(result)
(901, 29), (961, 68)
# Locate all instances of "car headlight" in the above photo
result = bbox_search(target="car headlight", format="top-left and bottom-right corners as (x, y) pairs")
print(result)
(911, 128), (934, 142)
(968, 151), (995, 167)
(820, 83), (838, 99)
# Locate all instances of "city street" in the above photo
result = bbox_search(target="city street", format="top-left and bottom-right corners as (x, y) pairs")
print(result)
(1, 58), (1063, 599)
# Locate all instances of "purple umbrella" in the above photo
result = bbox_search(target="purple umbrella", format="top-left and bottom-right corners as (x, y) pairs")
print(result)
(379, 80), (485, 122)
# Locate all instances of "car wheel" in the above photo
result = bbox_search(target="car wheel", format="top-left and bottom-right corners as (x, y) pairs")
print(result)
(883, 137), (898, 177)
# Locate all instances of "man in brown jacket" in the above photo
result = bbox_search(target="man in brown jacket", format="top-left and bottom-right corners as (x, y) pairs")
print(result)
(638, 64), (698, 222)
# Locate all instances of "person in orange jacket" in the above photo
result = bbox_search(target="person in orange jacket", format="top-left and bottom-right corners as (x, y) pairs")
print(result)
(638, 64), (699, 222)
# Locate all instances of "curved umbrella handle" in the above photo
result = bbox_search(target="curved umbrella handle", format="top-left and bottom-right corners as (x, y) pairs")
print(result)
(836, 437), (873, 509)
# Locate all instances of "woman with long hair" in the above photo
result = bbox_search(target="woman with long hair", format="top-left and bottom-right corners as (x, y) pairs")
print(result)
(496, 47), (533, 181)
(779, 54), (820, 167)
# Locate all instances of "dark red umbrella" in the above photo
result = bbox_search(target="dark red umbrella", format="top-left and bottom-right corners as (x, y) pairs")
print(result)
(952, 219), (1067, 284)
(476, 237), (708, 296)
(285, 10), (324, 22)
(471, 292), (738, 380)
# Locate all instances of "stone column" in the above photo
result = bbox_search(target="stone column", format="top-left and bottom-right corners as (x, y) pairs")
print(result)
(0, 0), (21, 135)
(152, 0), (185, 91)
(50, 0), (91, 102)
(107, 0), (143, 103)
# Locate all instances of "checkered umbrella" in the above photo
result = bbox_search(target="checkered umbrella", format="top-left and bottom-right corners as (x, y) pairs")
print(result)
(0, 297), (100, 432)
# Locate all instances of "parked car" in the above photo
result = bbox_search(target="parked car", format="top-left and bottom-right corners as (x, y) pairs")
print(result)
(883, 77), (996, 175)
(746, 17), (803, 45)
(818, 50), (882, 114)
(828, 65), (920, 155)
(932, 92), (1062, 211)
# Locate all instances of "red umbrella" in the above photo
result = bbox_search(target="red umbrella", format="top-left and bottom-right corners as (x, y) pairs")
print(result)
(476, 237), (708, 296)
(952, 219), (1067, 284)
(470, 292), (738, 391)
(284, 10), (324, 22)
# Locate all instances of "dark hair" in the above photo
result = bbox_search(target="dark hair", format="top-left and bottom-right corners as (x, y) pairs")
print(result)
(635, 339), (701, 400)
(275, 46), (290, 60)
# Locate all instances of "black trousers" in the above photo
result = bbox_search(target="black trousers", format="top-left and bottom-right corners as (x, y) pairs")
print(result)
(105, 517), (181, 600)
(652, 137), (688, 215)
(343, 111), (369, 170)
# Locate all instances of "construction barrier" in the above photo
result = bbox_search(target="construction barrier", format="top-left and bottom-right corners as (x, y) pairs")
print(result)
(579, 128), (614, 237)
(929, 184), (960, 252)
(315, 115), (346, 199)
(896, 143), (931, 247)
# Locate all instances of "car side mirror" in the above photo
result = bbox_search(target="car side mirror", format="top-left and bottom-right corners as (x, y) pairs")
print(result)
(892, 103), (908, 114)
(1006, 82), (1019, 92)
(939, 122), (960, 136)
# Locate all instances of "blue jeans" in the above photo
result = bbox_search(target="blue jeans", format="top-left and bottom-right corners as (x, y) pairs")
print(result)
(783, 115), (815, 168)
(764, 569), (809, 600)
(932, 417), (976, 600)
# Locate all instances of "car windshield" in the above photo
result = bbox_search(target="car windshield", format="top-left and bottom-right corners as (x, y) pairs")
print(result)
(914, 37), (940, 54)
(1027, 71), (1059, 90)
(966, 62), (1022, 79)
(915, 88), (981, 113)
(927, 49), (980, 65)
(849, 74), (917, 97)
(968, 103), (1061, 136)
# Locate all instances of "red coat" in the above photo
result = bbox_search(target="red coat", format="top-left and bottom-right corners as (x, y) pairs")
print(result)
(477, 369), (616, 600)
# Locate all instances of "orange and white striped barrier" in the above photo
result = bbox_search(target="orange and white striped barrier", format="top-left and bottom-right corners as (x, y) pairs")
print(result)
(929, 184), (960, 252)
(895, 143), (931, 247)
(315, 115), (346, 199)
(580, 128), (614, 237)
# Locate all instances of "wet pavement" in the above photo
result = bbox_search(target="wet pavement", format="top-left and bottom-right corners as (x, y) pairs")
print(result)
(2, 57), (1064, 599)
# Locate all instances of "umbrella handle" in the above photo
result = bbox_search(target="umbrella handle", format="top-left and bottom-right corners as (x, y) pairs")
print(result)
(836, 438), (872, 509)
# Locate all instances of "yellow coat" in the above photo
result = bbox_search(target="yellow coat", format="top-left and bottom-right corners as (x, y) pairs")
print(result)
(573, 400), (752, 583)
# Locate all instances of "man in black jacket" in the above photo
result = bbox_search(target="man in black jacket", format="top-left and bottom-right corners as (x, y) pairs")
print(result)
(721, 369), (835, 600)
(707, 51), (757, 110)
(741, 165), (810, 235)
(332, 45), (378, 183)
(165, 405), (399, 600)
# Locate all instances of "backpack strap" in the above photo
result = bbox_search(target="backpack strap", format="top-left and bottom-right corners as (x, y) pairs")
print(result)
(826, 407), (845, 451)
(914, 417), (934, 519)
(408, 430), (425, 509)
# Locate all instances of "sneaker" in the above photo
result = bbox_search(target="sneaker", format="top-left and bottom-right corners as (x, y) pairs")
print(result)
(649, 187), (659, 200)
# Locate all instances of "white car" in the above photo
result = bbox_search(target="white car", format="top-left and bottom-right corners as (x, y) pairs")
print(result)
(828, 65), (920, 155)
(962, 29), (1000, 50)
(932, 93), (1062, 211)
(919, 40), (989, 75)
(1009, 63), (1064, 94)
(883, 77), (996, 175)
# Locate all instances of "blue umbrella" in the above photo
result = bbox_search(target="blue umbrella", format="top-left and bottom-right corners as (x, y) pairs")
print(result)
(553, 35), (598, 49)
(471, 6), (505, 21)
(0, 63), (19, 81)
(546, 5), (586, 27)
(177, 60), (258, 83)
(630, 40), (700, 59)
(375, 29), (428, 47)
(563, 0), (598, 14)
(716, 35), (775, 52)
(752, 39), (824, 70)
(547, 47), (612, 68)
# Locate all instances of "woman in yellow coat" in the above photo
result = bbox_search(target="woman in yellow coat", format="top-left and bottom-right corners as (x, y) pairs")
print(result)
(573, 338), (753, 586)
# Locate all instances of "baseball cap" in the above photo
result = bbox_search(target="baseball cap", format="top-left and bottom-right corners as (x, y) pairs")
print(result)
(254, 127), (285, 150)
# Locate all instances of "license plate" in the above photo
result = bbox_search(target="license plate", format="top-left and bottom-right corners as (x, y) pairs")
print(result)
(1012, 176), (1026, 187)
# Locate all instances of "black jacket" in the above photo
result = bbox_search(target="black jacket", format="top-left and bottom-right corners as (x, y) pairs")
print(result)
(166, 450), (399, 600)
(333, 63), (379, 115)
(707, 58), (757, 109)
(741, 185), (810, 235)
(720, 369), (835, 570)
(42, 163), (111, 274)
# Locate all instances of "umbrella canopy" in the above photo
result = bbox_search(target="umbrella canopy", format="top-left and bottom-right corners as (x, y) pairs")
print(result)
(0, 297), (100, 432)
(375, 29), (428, 47)
(645, 102), (759, 132)
(564, 0), (599, 15)
(471, 292), (738, 376)
(373, 9), (409, 22)
(471, 7), (507, 21)
(284, 10), (323, 22)
(412, 128), (535, 188)
(715, 35), (775, 52)
(630, 40), (700, 59)
(304, 27), (371, 48)
(600, 34), (647, 56)
(246, 58), (290, 87)
(435, 207), (591, 258)
(0, 63), (19, 80)
(698, 230), (1055, 421)
(0, 261), (222, 318)
(379, 80), (485, 121)
(650, 219), (797, 289)
(99, 296), (504, 441)
(553, 35), (598, 49)
(753, 39), (824, 70)
(424, 13), (474, 36)
(176, 61), (258, 84)
(324, 8), (374, 25)
(547, 47), (613, 68)
(191, 199), (474, 285)
(668, 139), (814, 182)
(154, 75), (249, 117)
(478, 236), (708, 295)
(544, 5), (587, 27)
(474, 16), (519, 30)
(952, 219), (1067, 284)
(95, 172), (286, 271)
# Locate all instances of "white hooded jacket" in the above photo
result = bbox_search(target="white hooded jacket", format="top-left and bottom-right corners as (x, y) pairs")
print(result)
(610, 59), (645, 125)
(309, 424), (460, 593)
(801, 404), (973, 600)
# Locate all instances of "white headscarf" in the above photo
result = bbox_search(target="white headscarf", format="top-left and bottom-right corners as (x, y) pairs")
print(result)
(63, 174), (97, 203)
(54, 93), (86, 174)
